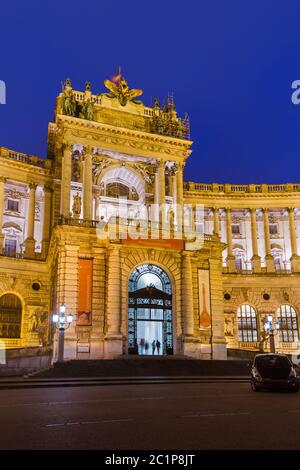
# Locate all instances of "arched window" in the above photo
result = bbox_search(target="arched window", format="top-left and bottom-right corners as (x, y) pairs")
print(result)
(237, 304), (258, 342)
(277, 304), (299, 343)
(0, 294), (22, 338)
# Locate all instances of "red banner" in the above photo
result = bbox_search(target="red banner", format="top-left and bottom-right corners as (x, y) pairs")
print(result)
(77, 259), (93, 325)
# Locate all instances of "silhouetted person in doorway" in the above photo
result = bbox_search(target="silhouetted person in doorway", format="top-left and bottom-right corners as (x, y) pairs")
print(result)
(156, 340), (161, 355)
(139, 338), (145, 355)
(145, 341), (149, 355)
(151, 339), (156, 355)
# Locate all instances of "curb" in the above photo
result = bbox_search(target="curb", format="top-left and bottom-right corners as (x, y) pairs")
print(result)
(0, 376), (250, 390)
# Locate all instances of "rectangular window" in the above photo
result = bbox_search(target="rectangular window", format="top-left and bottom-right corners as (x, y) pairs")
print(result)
(231, 224), (240, 235)
(269, 224), (278, 235)
(4, 239), (16, 254)
(7, 199), (19, 212)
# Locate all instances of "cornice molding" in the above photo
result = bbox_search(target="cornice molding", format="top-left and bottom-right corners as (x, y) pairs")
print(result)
(56, 114), (192, 159)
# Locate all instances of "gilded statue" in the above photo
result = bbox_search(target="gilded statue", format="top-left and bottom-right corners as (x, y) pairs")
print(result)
(104, 72), (143, 106)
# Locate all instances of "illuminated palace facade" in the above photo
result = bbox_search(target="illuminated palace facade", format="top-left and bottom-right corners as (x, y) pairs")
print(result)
(0, 76), (300, 362)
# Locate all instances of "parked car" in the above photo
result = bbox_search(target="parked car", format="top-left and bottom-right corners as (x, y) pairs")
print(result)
(249, 353), (299, 392)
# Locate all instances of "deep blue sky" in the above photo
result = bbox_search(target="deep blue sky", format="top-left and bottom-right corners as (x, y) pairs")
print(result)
(1, 0), (300, 184)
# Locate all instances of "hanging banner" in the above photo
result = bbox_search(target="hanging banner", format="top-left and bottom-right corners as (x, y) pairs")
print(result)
(77, 259), (93, 325)
(198, 269), (211, 329)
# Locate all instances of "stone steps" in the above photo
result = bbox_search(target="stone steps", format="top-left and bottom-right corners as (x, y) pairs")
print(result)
(35, 357), (250, 378)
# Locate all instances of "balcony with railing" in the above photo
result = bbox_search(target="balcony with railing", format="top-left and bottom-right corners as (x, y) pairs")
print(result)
(0, 147), (52, 170)
(56, 215), (214, 244)
(183, 181), (300, 194)
(0, 250), (45, 262)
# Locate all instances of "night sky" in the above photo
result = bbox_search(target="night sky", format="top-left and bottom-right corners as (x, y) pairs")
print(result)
(1, 0), (300, 184)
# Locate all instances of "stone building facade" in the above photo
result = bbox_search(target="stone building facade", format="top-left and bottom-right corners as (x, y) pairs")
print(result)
(0, 76), (299, 361)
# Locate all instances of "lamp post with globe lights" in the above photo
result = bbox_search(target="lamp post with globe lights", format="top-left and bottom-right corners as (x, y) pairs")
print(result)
(264, 314), (280, 353)
(52, 304), (73, 362)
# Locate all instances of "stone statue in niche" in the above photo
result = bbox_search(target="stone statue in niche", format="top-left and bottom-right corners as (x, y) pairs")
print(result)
(225, 317), (234, 336)
(99, 182), (105, 196)
(129, 186), (138, 201)
(29, 309), (48, 346)
(72, 192), (82, 218)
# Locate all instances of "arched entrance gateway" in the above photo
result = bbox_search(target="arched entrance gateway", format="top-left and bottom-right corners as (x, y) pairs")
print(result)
(128, 264), (173, 355)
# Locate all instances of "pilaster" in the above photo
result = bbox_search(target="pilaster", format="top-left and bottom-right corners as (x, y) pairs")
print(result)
(24, 182), (37, 257)
(209, 257), (227, 359)
(225, 208), (236, 272)
(288, 207), (300, 271)
(60, 143), (72, 217)
(0, 177), (6, 253)
(42, 184), (52, 258)
(104, 245), (123, 357)
(83, 147), (93, 220)
(250, 208), (261, 272)
(263, 208), (275, 272)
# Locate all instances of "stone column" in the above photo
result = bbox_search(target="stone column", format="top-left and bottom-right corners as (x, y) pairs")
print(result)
(25, 183), (37, 257)
(158, 161), (166, 225)
(0, 177), (6, 253)
(176, 163), (184, 206)
(226, 208), (236, 272)
(213, 207), (220, 237)
(190, 204), (196, 234)
(94, 194), (100, 221)
(42, 184), (52, 258)
(172, 173), (177, 203)
(152, 166), (160, 223)
(182, 252), (194, 337)
(250, 208), (261, 272)
(60, 143), (72, 218)
(263, 208), (274, 272)
(105, 245), (123, 357)
(83, 148), (93, 220)
(176, 163), (184, 228)
(288, 207), (300, 272)
(158, 161), (166, 205)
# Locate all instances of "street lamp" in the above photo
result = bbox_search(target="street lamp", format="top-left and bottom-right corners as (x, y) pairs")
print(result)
(53, 304), (73, 362)
(264, 314), (280, 353)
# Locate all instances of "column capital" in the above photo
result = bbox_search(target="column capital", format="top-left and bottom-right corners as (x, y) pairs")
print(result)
(61, 142), (74, 154)
(108, 243), (121, 253)
(177, 161), (185, 171)
(0, 176), (7, 183)
(82, 145), (94, 156)
(157, 160), (165, 169)
(28, 182), (38, 191)
(249, 207), (257, 214)
(44, 184), (53, 193)
(287, 207), (295, 214)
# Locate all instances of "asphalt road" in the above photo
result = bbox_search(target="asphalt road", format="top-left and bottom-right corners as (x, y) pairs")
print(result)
(0, 382), (300, 450)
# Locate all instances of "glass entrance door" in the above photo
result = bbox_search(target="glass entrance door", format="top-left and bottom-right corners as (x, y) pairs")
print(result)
(128, 264), (173, 355)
